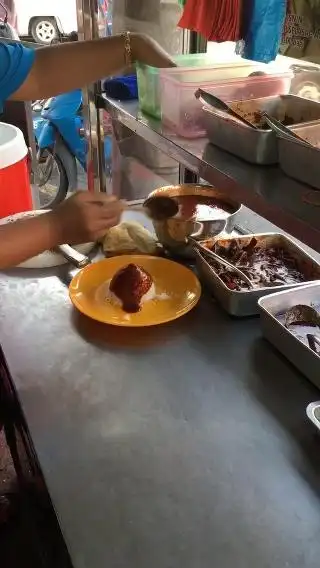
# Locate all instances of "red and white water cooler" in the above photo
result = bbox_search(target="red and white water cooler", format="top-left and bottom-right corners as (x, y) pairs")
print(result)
(0, 122), (32, 218)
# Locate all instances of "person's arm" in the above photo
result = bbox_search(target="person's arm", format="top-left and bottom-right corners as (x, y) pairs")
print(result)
(10, 33), (175, 102)
(0, 213), (59, 269)
(0, 192), (123, 270)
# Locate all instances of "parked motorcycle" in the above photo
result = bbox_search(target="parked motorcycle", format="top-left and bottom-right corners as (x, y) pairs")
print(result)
(33, 90), (112, 208)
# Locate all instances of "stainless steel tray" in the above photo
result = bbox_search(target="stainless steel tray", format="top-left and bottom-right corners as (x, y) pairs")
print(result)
(258, 283), (320, 390)
(230, 94), (320, 127)
(306, 401), (320, 432)
(195, 233), (320, 317)
(202, 94), (320, 165)
(202, 106), (278, 165)
(278, 121), (320, 190)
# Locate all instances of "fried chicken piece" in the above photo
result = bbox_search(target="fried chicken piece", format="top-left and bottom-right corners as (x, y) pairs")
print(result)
(109, 263), (154, 313)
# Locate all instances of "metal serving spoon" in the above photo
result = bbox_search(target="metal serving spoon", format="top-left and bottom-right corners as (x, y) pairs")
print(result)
(260, 112), (313, 147)
(189, 237), (254, 288)
(195, 88), (258, 129)
(284, 304), (320, 327)
(142, 195), (179, 221)
(131, 195), (179, 221)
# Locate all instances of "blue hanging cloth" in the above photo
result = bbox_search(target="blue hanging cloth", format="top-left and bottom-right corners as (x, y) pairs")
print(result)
(240, 0), (287, 63)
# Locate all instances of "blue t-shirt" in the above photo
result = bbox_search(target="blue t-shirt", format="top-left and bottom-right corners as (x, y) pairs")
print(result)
(0, 42), (35, 111)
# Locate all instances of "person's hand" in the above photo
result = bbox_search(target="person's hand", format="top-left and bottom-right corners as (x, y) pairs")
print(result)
(48, 191), (123, 245)
(131, 33), (177, 69)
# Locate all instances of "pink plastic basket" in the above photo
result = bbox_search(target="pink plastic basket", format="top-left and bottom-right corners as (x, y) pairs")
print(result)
(160, 71), (293, 138)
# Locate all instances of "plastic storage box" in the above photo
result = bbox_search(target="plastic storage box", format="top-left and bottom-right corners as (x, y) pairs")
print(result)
(160, 71), (293, 138)
(136, 53), (263, 120)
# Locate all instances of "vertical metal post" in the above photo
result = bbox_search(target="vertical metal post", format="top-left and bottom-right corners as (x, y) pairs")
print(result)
(180, 30), (207, 184)
(76, 0), (106, 192)
(25, 102), (41, 208)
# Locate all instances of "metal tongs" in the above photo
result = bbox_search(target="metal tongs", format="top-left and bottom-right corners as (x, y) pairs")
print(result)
(189, 237), (254, 288)
(260, 112), (314, 148)
(307, 334), (320, 354)
(195, 89), (258, 129)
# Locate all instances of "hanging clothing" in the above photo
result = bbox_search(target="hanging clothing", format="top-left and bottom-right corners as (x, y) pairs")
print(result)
(280, 0), (320, 64)
(178, 0), (242, 43)
(240, 0), (287, 63)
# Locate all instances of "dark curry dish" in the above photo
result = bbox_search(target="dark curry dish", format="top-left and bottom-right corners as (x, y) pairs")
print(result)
(204, 237), (306, 291)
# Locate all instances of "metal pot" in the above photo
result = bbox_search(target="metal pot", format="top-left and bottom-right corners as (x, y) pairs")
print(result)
(147, 184), (242, 256)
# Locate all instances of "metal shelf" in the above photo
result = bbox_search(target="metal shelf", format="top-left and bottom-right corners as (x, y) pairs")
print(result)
(102, 95), (320, 253)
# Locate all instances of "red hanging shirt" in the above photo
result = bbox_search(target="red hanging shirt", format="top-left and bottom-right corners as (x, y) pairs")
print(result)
(178, 0), (242, 43)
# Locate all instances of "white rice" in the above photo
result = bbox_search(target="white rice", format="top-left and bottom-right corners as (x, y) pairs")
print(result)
(105, 279), (157, 309)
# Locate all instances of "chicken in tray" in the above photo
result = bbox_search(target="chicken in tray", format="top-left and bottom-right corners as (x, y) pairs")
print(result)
(207, 237), (306, 291)
(107, 263), (156, 313)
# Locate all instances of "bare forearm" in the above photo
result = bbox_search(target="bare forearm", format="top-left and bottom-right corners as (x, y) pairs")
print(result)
(0, 213), (58, 269)
(11, 33), (175, 102)
(12, 35), (134, 101)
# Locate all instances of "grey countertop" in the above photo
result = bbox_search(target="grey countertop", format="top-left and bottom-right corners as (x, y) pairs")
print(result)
(102, 96), (320, 253)
(0, 266), (320, 568)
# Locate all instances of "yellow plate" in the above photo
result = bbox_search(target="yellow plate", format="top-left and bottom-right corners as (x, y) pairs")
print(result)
(69, 255), (201, 327)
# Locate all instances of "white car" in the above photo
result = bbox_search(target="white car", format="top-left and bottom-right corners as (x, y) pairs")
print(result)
(14, 0), (78, 44)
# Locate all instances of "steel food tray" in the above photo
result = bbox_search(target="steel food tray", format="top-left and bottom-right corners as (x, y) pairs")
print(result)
(258, 283), (320, 390)
(278, 121), (320, 190)
(230, 94), (320, 127)
(306, 401), (320, 432)
(202, 94), (320, 165)
(202, 106), (278, 165)
(195, 233), (320, 317)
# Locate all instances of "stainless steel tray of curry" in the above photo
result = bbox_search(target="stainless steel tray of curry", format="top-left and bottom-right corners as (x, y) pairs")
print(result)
(201, 94), (320, 165)
(195, 233), (320, 317)
(258, 283), (320, 390)
(278, 121), (320, 190)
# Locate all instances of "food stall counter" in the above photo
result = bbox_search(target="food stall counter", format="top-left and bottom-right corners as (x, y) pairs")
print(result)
(0, 266), (319, 568)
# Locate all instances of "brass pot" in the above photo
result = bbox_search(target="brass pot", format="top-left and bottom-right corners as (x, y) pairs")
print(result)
(147, 184), (242, 256)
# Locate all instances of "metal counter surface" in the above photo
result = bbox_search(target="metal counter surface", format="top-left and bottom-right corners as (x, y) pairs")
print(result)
(102, 96), (320, 253)
(0, 266), (320, 568)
